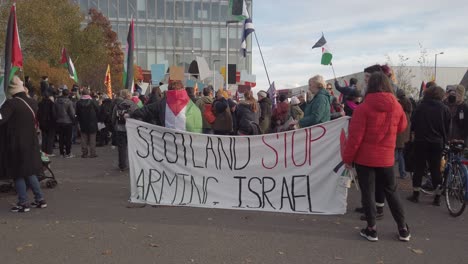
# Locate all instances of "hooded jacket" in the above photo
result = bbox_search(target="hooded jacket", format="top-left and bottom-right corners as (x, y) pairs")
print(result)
(343, 92), (407, 167)
(299, 88), (331, 127)
(195, 96), (214, 129)
(76, 97), (100, 133)
(55, 96), (75, 124)
(412, 98), (451, 146)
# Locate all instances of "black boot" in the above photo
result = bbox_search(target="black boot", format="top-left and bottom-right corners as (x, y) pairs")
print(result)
(433, 195), (441, 206)
(407, 191), (420, 203)
(376, 206), (384, 219)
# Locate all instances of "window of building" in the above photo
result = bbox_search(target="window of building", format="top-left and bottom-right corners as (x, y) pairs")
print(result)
(90, 0), (98, 10)
(184, 1), (192, 20)
(211, 28), (219, 50)
(118, 24), (127, 45)
(220, 27), (227, 50)
(156, 0), (164, 20)
(119, 0), (126, 18)
(184, 28), (192, 48)
(165, 27), (174, 47)
(147, 0), (156, 19)
(109, 0), (118, 18)
(137, 0), (146, 18)
(99, 0), (108, 16)
(148, 51), (156, 67)
(194, 1), (207, 20)
(138, 51), (148, 69)
(128, 0), (137, 18)
(202, 27), (210, 50)
(203, 2), (211, 21)
(156, 27), (164, 48)
(211, 2), (220, 22)
(220, 3), (228, 21)
(148, 26), (156, 48)
(138, 25), (147, 48)
(165, 0), (174, 20)
(175, 1), (183, 20)
(193, 27), (201, 49)
(175, 28), (184, 48)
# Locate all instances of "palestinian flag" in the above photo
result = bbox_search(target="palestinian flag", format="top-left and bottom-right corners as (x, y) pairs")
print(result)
(165, 90), (202, 133)
(60, 48), (78, 83)
(312, 34), (333, 65)
(0, 3), (23, 107)
(123, 19), (135, 92)
(104, 64), (112, 98)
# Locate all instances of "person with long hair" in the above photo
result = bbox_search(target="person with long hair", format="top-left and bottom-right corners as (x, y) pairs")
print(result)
(343, 72), (410, 242)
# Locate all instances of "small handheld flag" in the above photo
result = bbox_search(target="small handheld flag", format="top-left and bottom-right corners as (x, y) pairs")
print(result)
(312, 34), (333, 66)
(104, 64), (112, 99)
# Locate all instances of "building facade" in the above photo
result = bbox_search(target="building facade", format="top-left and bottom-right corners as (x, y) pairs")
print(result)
(72, 0), (252, 74)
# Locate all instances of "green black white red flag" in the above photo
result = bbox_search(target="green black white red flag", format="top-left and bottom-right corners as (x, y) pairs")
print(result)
(123, 19), (135, 92)
(312, 34), (333, 65)
(60, 48), (78, 83)
(0, 3), (23, 107)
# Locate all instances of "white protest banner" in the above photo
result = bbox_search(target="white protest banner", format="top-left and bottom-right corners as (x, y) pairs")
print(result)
(127, 117), (350, 215)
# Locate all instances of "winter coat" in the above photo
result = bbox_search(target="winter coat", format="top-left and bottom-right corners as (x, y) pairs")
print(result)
(412, 98), (451, 147)
(343, 92), (407, 168)
(99, 98), (114, 125)
(37, 97), (56, 131)
(195, 96), (214, 129)
(55, 96), (75, 124)
(445, 102), (468, 141)
(76, 98), (100, 133)
(290, 105), (304, 120)
(272, 101), (290, 125)
(40, 80), (52, 97)
(334, 81), (356, 102)
(0, 92), (43, 180)
(147, 93), (161, 105)
(211, 98), (233, 134)
(299, 89), (331, 127)
(258, 97), (272, 134)
(112, 99), (139, 132)
(236, 102), (259, 135)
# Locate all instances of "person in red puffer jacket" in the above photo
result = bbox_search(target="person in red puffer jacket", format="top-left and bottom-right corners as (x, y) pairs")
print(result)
(343, 72), (410, 242)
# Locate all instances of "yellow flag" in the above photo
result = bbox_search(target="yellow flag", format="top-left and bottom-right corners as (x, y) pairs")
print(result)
(104, 64), (112, 98)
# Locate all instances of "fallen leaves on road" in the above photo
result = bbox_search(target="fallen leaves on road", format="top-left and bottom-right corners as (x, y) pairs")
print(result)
(16, 247), (23, 252)
(411, 249), (423, 255)
(88, 236), (95, 240)
(1, 220), (7, 224)
(25, 244), (33, 247)
(149, 243), (159, 248)
(278, 251), (285, 255)
(102, 249), (112, 255)
(334, 256), (343, 260)
(55, 221), (60, 224)
(376, 260), (384, 264)
(129, 226), (138, 230)
(146, 234), (153, 238)
(207, 218), (213, 221)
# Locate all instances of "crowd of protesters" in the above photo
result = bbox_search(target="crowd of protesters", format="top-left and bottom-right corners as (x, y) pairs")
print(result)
(0, 64), (467, 244)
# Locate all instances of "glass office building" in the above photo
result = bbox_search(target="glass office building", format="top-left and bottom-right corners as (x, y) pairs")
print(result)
(72, 0), (253, 74)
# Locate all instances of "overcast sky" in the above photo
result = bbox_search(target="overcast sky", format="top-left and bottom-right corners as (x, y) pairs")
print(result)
(250, 0), (468, 90)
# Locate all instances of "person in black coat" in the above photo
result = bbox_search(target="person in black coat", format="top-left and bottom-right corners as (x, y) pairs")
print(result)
(408, 86), (451, 206)
(98, 95), (113, 146)
(37, 96), (56, 155)
(0, 76), (47, 212)
(76, 89), (100, 158)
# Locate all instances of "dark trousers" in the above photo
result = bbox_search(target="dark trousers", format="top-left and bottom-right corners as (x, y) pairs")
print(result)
(57, 123), (73, 155)
(355, 164), (406, 228)
(413, 142), (443, 189)
(41, 128), (56, 155)
(116, 131), (128, 169)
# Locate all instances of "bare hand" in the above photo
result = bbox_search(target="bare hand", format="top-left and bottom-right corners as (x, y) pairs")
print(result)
(345, 163), (353, 170)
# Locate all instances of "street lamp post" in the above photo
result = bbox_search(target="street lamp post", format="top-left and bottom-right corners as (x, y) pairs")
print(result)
(212, 59), (220, 90)
(434, 52), (444, 81)
(225, 20), (239, 90)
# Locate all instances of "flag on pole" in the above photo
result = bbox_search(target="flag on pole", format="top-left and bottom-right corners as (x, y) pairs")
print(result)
(229, 0), (249, 21)
(240, 18), (255, 58)
(0, 3), (23, 107)
(60, 48), (78, 83)
(123, 18), (135, 92)
(267, 81), (277, 109)
(104, 64), (112, 99)
(312, 34), (333, 65)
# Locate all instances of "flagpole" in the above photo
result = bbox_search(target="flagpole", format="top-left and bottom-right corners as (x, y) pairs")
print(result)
(253, 31), (271, 87)
(330, 63), (337, 80)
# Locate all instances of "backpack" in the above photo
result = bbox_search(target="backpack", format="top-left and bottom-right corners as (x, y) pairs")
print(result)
(203, 103), (216, 124)
(116, 103), (131, 125)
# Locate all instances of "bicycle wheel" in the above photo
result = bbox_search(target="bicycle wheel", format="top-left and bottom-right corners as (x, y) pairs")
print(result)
(445, 163), (467, 217)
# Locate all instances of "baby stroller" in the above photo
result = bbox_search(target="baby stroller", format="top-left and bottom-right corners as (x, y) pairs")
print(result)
(0, 151), (57, 193)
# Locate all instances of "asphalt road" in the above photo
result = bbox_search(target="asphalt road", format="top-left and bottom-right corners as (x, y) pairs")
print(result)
(0, 146), (467, 264)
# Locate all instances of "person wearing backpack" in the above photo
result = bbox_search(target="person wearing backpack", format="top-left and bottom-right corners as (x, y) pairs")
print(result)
(195, 87), (214, 134)
(112, 90), (138, 171)
(76, 89), (100, 158)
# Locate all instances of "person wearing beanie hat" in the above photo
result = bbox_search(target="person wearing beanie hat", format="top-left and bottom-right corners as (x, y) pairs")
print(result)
(0, 75), (47, 212)
(290, 96), (304, 121)
(444, 84), (468, 142)
(257, 90), (272, 134)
